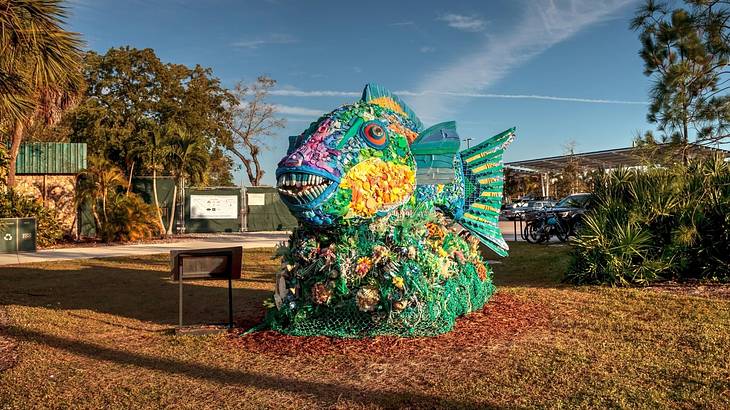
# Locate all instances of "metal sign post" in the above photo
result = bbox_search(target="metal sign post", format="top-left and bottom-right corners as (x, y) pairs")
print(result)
(173, 247), (242, 329)
(179, 263), (183, 327)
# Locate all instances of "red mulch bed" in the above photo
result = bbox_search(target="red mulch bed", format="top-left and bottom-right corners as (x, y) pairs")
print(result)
(228, 292), (551, 358)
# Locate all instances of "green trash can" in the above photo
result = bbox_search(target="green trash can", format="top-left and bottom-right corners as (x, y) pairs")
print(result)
(0, 219), (18, 253)
(0, 217), (36, 253)
(18, 218), (36, 252)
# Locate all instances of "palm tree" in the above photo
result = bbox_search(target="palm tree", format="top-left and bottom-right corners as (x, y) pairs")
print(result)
(166, 128), (207, 234)
(1, 0), (84, 187)
(134, 126), (170, 236)
(76, 156), (127, 233)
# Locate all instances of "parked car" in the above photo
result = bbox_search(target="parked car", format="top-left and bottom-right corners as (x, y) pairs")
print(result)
(528, 200), (556, 210)
(501, 202), (527, 220)
(542, 193), (594, 233)
(552, 193), (593, 211)
(501, 200), (555, 220)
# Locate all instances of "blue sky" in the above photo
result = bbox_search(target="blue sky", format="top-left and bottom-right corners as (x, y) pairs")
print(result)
(67, 0), (652, 186)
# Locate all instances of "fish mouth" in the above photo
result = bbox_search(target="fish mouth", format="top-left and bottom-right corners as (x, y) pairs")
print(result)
(276, 168), (338, 206)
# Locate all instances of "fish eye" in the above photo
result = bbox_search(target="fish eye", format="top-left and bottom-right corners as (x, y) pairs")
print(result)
(360, 121), (388, 149)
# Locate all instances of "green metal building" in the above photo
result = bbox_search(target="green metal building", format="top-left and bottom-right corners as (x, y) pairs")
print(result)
(15, 142), (87, 174)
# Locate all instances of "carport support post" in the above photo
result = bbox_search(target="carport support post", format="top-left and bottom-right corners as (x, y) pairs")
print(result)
(541, 173), (551, 198)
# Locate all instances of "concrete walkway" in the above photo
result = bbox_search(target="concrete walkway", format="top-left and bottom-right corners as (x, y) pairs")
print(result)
(0, 222), (553, 267)
(0, 232), (290, 266)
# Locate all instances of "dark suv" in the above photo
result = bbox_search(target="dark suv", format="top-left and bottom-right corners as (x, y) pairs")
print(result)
(552, 193), (593, 212)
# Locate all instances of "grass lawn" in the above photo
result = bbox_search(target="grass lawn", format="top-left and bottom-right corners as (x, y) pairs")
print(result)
(1, 242), (729, 409)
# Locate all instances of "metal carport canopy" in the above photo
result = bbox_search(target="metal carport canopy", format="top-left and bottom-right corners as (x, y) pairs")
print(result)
(505, 143), (730, 173)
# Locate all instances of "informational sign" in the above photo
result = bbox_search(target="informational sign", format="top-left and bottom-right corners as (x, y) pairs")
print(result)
(190, 195), (238, 219)
(247, 193), (266, 206)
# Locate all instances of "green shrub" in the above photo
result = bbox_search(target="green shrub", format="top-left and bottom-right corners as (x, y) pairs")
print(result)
(0, 189), (64, 247)
(99, 193), (161, 242)
(567, 156), (730, 285)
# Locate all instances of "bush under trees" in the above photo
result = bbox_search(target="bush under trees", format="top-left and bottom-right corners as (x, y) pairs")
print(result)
(77, 156), (161, 243)
(100, 194), (160, 242)
(567, 156), (730, 285)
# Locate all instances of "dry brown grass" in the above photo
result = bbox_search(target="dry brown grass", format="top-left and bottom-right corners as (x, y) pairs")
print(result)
(0, 243), (729, 409)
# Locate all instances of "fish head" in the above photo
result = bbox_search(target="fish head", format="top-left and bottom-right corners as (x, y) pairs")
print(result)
(277, 85), (423, 226)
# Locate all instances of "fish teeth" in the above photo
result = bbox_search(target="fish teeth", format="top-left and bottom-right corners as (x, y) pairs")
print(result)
(276, 172), (333, 204)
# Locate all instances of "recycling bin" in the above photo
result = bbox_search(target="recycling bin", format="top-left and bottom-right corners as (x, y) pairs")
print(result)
(0, 218), (36, 253)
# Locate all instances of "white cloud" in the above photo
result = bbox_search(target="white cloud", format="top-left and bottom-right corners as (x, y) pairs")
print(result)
(412, 0), (635, 120)
(273, 104), (324, 116)
(390, 21), (415, 27)
(232, 33), (298, 49)
(438, 14), (486, 32)
(270, 90), (360, 97)
(420, 46), (436, 53)
(286, 118), (317, 123)
(269, 89), (646, 105)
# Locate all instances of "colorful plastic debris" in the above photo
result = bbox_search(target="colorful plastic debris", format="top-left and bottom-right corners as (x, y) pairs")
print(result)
(266, 84), (515, 337)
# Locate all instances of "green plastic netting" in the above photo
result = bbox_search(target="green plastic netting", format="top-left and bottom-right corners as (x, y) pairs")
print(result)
(262, 205), (495, 338)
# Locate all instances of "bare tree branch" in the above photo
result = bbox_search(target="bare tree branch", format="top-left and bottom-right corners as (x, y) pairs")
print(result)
(223, 76), (285, 186)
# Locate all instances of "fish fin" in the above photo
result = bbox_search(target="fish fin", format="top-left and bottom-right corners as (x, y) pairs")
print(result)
(457, 127), (516, 256)
(413, 121), (460, 185)
(361, 83), (423, 131)
(287, 135), (299, 154)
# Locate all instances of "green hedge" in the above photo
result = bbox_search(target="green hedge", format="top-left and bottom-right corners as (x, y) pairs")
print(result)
(567, 156), (730, 285)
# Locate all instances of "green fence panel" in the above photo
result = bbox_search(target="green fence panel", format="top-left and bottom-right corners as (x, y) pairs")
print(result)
(244, 186), (297, 231)
(77, 199), (96, 238)
(131, 176), (176, 231)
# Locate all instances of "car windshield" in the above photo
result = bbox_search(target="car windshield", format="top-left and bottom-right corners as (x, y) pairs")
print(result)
(556, 194), (589, 208)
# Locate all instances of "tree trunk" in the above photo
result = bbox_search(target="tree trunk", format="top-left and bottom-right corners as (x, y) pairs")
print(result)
(152, 168), (166, 236)
(91, 204), (102, 238)
(126, 161), (135, 195)
(681, 110), (690, 164)
(252, 155), (264, 186)
(227, 147), (257, 185)
(7, 121), (25, 187)
(166, 181), (178, 235)
(101, 192), (107, 223)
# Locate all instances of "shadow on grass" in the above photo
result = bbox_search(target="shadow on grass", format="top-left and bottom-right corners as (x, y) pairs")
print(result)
(5, 325), (490, 408)
(0, 242), (572, 329)
(0, 262), (272, 326)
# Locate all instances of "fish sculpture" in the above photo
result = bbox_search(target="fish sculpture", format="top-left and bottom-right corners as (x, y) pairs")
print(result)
(267, 84), (514, 337)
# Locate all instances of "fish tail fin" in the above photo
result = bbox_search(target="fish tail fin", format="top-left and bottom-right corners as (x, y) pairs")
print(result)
(457, 128), (515, 257)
